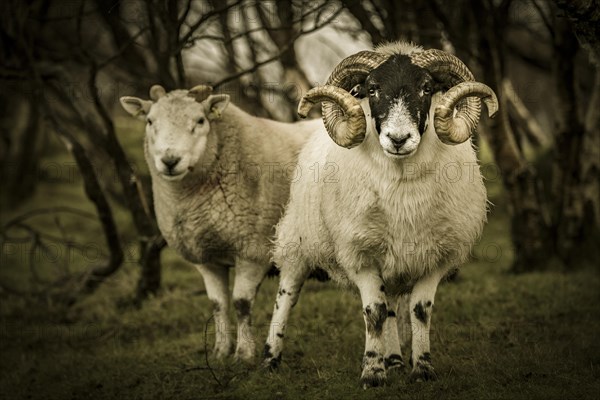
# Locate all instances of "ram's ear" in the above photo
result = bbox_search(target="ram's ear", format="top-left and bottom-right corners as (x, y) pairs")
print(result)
(205, 94), (230, 120)
(119, 96), (153, 119)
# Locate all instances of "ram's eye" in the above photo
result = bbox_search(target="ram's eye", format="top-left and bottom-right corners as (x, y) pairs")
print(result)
(423, 84), (432, 95)
(197, 117), (205, 125)
(368, 88), (376, 96)
(147, 119), (154, 126)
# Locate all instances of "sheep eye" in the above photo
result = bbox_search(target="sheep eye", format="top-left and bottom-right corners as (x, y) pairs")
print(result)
(197, 117), (205, 125)
(147, 119), (153, 126)
(368, 88), (376, 96)
(423, 84), (432, 95)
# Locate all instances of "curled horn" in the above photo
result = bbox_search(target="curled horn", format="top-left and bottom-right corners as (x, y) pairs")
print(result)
(188, 85), (213, 103)
(149, 85), (166, 101)
(299, 47), (498, 147)
(298, 86), (366, 146)
(434, 82), (498, 143)
(298, 51), (389, 148)
(410, 49), (497, 144)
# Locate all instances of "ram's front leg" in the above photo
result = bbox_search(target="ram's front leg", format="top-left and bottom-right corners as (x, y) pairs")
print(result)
(408, 269), (446, 382)
(263, 261), (310, 369)
(195, 263), (234, 359)
(353, 268), (388, 388)
(231, 259), (271, 362)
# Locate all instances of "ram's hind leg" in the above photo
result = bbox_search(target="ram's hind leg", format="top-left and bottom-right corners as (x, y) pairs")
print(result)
(353, 268), (388, 388)
(232, 259), (271, 362)
(263, 261), (310, 369)
(408, 269), (446, 382)
(383, 295), (404, 370)
(195, 263), (234, 359)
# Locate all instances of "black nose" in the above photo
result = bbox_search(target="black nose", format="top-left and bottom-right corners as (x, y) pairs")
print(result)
(161, 156), (181, 170)
(389, 134), (410, 148)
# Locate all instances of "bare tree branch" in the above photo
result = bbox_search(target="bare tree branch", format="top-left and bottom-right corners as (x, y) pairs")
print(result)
(213, 3), (345, 88)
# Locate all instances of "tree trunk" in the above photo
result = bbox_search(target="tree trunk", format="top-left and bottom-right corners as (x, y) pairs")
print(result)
(552, 2), (600, 267)
(1, 96), (43, 206)
(474, 1), (554, 273)
(554, 0), (600, 66)
(136, 236), (166, 300)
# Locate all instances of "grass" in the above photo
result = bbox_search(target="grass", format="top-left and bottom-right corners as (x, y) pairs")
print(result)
(1, 126), (599, 399)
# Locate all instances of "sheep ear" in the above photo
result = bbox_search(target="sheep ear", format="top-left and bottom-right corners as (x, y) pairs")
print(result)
(205, 94), (230, 120)
(149, 85), (166, 101)
(120, 96), (152, 119)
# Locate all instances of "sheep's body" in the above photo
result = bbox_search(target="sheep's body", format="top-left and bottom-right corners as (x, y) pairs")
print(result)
(121, 87), (320, 361)
(150, 102), (319, 267)
(274, 106), (486, 290)
(263, 42), (490, 386)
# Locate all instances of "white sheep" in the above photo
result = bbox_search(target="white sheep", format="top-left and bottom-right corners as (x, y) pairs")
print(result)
(120, 85), (320, 361)
(262, 42), (498, 386)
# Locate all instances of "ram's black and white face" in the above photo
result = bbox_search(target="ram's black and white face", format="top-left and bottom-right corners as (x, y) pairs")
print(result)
(360, 55), (434, 159)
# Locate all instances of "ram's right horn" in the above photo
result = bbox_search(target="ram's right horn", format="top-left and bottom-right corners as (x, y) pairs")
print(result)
(311, 51), (389, 148)
(298, 85), (367, 148)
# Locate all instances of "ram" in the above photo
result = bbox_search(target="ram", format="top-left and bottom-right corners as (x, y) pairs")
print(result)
(262, 42), (498, 386)
(120, 85), (319, 361)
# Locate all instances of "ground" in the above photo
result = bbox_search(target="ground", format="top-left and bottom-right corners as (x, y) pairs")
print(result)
(0, 123), (599, 400)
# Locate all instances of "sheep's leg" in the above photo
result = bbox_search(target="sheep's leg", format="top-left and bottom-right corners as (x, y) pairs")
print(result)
(408, 269), (445, 382)
(383, 295), (404, 370)
(231, 259), (271, 362)
(195, 263), (234, 359)
(353, 268), (388, 388)
(262, 262), (310, 369)
(396, 293), (412, 358)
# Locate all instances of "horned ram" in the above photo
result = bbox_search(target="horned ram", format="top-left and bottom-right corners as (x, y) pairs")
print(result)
(262, 41), (498, 387)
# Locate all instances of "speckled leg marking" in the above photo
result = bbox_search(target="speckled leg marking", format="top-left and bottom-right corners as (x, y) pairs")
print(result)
(262, 262), (310, 370)
(352, 269), (388, 388)
(384, 296), (404, 371)
(408, 270), (445, 382)
(232, 259), (271, 362)
(195, 264), (233, 359)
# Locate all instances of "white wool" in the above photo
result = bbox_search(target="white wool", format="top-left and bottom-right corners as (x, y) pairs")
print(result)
(123, 88), (321, 361)
(375, 41), (424, 56)
(274, 101), (486, 291)
(148, 101), (321, 266)
(272, 42), (487, 293)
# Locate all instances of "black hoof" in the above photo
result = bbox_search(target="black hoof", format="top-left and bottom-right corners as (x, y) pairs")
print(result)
(262, 343), (282, 371)
(360, 368), (387, 388)
(408, 362), (438, 382)
(384, 354), (405, 370)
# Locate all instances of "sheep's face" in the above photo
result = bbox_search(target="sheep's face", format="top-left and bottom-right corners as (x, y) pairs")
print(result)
(120, 91), (229, 181)
(361, 55), (434, 159)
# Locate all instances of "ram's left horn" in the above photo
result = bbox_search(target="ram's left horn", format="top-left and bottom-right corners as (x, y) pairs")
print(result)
(434, 82), (498, 144)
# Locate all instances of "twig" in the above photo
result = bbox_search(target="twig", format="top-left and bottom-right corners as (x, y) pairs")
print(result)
(212, 4), (345, 88)
(529, 0), (555, 40)
(177, 0), (245, 54)
(2, 206), (95, 226)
